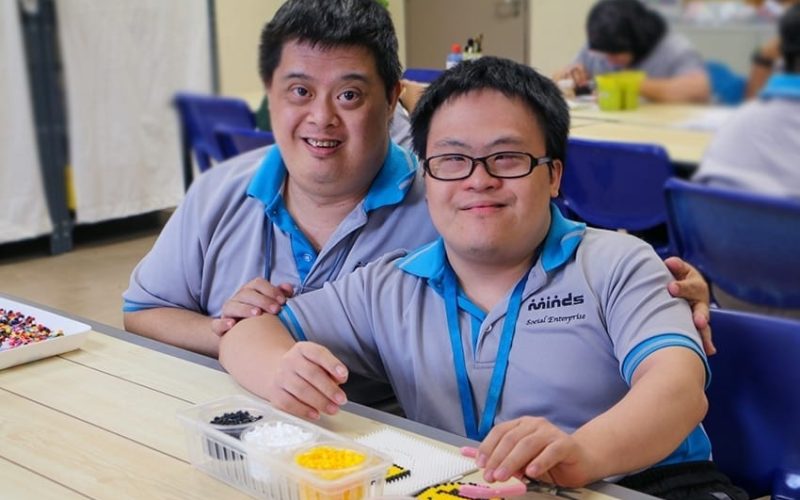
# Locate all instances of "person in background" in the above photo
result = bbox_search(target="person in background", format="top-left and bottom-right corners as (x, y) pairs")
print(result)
(694, 2), (800, 199)
(693, 3), (800, 319)
(553, 0), (710, 103)
(745, 0), (800, 98)
(219, 57), (745, 499)
(123, 0), (714, 396)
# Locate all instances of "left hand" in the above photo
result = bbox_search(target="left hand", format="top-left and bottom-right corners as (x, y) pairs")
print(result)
(476, 416), (595, 488)
(664, 257), (715, 355)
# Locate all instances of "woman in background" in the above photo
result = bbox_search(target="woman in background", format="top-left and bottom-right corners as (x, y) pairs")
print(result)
(554, 0), (710, 103)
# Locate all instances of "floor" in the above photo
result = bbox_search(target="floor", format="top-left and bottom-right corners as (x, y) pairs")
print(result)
(0, 212), (168, 330)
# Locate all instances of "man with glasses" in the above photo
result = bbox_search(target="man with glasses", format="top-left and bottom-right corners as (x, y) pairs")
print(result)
(220, 57), (745, 498)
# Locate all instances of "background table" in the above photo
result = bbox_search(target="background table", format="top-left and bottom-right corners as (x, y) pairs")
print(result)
(568, 102), (732, 167)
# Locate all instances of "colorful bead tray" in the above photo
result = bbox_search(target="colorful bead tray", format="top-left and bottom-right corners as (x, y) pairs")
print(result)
(0, 298), (90, 370)
(177, 394), (392, 500)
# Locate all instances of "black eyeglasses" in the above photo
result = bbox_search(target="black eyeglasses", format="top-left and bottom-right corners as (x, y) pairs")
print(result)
(422, 151), (551, 181)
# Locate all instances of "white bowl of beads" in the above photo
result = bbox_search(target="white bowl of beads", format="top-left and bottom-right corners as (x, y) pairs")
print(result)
(242, 419), (316, 482)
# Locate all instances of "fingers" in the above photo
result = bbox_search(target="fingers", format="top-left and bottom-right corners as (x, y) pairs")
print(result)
(478, 418), (554, 482)
(210, 317), (236, 337)
(268, 343), (349, 420)
(664, 256), (689, 280)
(694, 308), (716, 356)
(665, 258), (710, 306)
(570, 65), (589, 87)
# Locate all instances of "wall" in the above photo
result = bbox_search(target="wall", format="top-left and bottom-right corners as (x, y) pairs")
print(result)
(528, 0), (594, 76)
(214, 0), (281, 98)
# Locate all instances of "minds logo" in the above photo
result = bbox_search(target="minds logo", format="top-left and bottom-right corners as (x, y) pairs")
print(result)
(527, 292), (584, 311)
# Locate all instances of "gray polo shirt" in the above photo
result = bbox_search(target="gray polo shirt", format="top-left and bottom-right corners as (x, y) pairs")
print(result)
(693, 74), (800, 199)
(123, 141), (437, 316)
(576, 32), (705, 79)
(280, 206), (711, 469)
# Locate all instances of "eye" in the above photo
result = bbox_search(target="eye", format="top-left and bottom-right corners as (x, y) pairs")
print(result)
(290, 86), (310, 98)
(338, 89), (360, 102)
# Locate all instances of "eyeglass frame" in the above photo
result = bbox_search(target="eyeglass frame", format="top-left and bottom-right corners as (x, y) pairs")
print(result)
(421, 151), (552, 181)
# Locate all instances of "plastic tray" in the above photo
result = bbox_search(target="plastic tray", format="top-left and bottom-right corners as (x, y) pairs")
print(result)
(177, 394), (392, 500)
(0, 298), (91, 370)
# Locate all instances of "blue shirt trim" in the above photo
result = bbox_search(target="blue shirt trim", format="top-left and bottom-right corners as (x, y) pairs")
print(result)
(279, 307), (307, 341)
(396, 202), (586, 283)
(122, 299), (153, 312)
(621, 333), (710, 388)
(658, 426), (713, 466)
(245, 142), (416, 282)
(760, 73), (800, 100)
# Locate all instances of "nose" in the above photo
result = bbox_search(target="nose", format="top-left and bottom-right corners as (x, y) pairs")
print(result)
(307, 96), (339, 128)
(464, 160), (501, 189)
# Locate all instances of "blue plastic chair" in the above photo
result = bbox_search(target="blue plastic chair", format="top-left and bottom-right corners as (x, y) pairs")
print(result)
(560, 138), (674, 257)
(402, 67), (443, 83)
(214, 126), (275, 160)
(174, 92), (256, 174)
(706, 60), (746, 105)
(703, 309), (800, 499)
(665, 178), (800, 308)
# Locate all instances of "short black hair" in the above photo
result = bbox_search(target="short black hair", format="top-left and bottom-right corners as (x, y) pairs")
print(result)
(410, 57), (570, 165)
(780, 3), (800, 72)
(258, 0), (401, 100)
(586, 0), (666, 66)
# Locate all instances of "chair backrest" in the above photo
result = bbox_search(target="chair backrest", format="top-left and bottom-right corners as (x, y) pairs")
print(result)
(706, 60), (746, 106)
(665, 178), (800, 308)
(402, 67), (443, 83)
(561, 138), (674, 252)
(174, 92), (256, 172)
(214, 125), (275, 160)
(703, 309), (800, 498)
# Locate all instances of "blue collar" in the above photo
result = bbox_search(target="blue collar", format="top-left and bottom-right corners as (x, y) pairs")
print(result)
(245, 141), (417, 214)
(759, 73), (800, 100)
(397, 204), (586, 295)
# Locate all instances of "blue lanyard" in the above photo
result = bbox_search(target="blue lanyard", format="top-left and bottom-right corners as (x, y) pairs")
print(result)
(443, 268), (530, 440)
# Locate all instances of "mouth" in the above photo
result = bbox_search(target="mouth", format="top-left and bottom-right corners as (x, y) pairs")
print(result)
(460, 201), (507, 213)
(303, 137), (342, 149)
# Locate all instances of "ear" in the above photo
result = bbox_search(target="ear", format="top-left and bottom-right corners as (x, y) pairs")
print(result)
(549, 159), (563, 198)
(388, 81), (402, 115)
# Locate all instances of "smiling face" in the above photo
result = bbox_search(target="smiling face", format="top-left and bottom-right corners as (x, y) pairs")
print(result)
(423, 89), (562, 268)
(266, 40), (399, 200)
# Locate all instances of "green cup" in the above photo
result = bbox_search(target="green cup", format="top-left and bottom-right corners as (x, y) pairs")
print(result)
(595, 74), (622, 111)
(618, 70), (645, 110)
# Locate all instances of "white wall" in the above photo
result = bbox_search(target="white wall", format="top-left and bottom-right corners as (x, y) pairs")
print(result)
(528, 0), (594, 76)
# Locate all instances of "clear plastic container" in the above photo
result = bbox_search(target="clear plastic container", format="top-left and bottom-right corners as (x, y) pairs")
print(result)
(177, 395), (391, 500)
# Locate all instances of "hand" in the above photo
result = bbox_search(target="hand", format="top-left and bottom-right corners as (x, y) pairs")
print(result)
(664, 257), (715, 356)
(552, 64), (589, 90)
(476, 417), (594, 488)
(264, 341), (349, 420)
(210, 279), (294, 337)
(399, 79), (427, 113)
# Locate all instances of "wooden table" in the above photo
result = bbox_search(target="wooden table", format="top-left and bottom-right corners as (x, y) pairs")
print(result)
(0, 296), (653, 499)
(568, 102), (734, 166)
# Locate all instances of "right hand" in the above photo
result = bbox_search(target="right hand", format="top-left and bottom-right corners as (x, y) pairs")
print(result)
(210, 278), (294, 337)
(552, 64), (590, 90)
(265, 341), (349, 420)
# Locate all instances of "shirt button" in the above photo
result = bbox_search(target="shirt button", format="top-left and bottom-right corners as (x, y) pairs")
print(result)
(484, 325), (493, 333)
(302, 254), (312, 262)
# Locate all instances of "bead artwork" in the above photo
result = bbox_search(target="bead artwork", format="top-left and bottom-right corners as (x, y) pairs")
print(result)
(0, 308), (63, 351)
